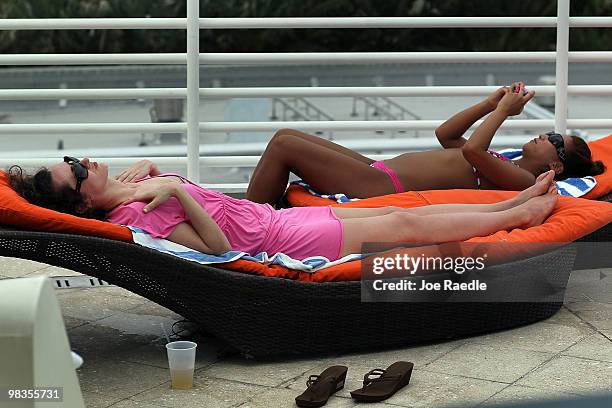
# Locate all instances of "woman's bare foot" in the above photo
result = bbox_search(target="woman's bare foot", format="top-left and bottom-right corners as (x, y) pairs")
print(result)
(516, 185), (558, 229)
(510, 170), (556, 208)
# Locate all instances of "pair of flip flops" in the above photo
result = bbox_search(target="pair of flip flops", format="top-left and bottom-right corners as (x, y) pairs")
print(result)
(295, 361), (414, 407)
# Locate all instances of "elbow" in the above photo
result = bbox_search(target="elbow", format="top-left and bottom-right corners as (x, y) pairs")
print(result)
(212, 241), (232, 255)
(461, 143), (477, 161)
(435, 128), (449, 148)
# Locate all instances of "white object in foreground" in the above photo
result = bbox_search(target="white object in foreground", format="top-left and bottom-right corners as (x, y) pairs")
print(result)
(0, 276), (85, 407)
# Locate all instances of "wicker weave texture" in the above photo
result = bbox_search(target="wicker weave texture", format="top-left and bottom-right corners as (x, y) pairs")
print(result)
(0, 228), (580, 358)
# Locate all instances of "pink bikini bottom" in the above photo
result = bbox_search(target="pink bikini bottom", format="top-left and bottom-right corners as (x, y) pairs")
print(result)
(370, 160), (405, 194)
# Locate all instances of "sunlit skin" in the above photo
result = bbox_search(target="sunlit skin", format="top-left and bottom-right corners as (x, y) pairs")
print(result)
(518, 133), (573, 176)
(48, 158), (139, 212)
(382, 131), (572, 191)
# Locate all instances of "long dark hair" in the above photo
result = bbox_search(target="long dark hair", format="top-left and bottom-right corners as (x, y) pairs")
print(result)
(7, 165), (107, 221)
(559, 136), (606, 179)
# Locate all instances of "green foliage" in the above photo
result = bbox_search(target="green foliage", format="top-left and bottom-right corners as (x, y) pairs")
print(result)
(1, 0), (611, 54)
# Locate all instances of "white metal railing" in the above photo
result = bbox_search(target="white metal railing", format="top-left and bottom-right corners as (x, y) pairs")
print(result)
(186, 0), (200, 181)
(3, 51), (612, 65)
(4, 85), (612, 100)
(0, 136), (537, 160)
(2, 16), (612, 30)
(0, 0), (610, 188)
(2, 119), (612, 135)
(555, 0), (570, 135)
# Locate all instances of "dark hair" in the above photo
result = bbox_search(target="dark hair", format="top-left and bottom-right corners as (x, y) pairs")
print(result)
(7, 165), (107, 221)
(559, 136), (606, 179)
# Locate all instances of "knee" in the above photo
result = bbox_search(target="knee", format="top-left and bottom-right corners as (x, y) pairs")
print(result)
(389, 212), (426, 241)
(271, 128), (299, 144)
(269, 129), (302, 154)
(385, 206), (403, 214)
(390, 211), (418, 225)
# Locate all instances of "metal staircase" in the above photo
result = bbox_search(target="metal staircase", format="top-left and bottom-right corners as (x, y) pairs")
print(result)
(270, 97), (334, 138)
(351, 96), (421, 137)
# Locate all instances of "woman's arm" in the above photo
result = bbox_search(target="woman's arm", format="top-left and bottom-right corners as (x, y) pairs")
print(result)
(166, 222), (227, 255)
(461, 88), (536, 190)
(114, 159), (161, 183)
(463, 86), (534, 152)
(171, 187), (231, 254)
(435, 86), (511, 149)
(435, 100), (495, 149)
(125, 183), (231, 254)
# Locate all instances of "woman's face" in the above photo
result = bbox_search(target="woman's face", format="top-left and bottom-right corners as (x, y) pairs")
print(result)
(49, 157), (109, 200)
(522, 133), (573, 168)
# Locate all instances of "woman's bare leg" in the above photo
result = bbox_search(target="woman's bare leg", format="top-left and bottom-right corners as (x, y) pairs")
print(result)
(273, 129), (373, 164)
(338, 192), (557, 256)
(249, 129), (373, 195)
(246, 131), (395, 205)
(333, 201), (513, 219)
(332, 171), (556, 220)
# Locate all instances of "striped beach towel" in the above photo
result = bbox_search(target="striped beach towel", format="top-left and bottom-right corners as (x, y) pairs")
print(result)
(129, 227), (363, 273)
(499, 149), (597, 197)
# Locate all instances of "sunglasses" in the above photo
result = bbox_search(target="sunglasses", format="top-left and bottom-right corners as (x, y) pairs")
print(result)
(545, 132), (567, 164)
(63, 156), (88, 193)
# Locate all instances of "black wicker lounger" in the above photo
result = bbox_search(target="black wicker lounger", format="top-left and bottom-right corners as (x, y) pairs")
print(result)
(0, 224), (608, 358)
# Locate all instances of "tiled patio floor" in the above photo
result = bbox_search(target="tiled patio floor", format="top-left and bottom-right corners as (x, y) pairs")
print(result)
(1, 256), (611, 408)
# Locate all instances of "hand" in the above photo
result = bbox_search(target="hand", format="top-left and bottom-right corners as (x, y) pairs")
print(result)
(496, 86), (535, 116)
(486, 82), (525, 109)
(485, 86), (507, 110)
(122, 183), (179, 213)
(114, 160), (159, 183)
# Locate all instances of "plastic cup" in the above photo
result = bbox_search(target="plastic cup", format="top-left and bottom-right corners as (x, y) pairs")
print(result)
(165, 341), (197, 389)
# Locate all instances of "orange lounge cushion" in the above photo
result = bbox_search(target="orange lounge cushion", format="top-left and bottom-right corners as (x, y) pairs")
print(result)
(0, 171), (132, 241)
(583, 134), (612, 199)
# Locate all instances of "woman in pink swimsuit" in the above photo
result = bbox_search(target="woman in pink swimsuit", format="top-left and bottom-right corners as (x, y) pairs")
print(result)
(246, 83), (605, 205)
(9, 157), (557, 261)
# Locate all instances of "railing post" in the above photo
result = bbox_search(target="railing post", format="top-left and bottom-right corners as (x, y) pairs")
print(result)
(554, 0), (570, 134)
(186, 0), (200, 182)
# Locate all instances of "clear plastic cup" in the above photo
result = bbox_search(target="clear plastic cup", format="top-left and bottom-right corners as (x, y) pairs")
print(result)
(165, 341), (197, 389)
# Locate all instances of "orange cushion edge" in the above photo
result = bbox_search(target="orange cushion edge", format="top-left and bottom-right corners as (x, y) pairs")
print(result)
(583, 134), (612, 198)
(0, 171), (132, 242)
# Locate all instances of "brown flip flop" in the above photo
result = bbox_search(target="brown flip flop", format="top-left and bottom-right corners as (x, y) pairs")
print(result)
(295, 365), (348, 408)
(350, 361), (414, 402)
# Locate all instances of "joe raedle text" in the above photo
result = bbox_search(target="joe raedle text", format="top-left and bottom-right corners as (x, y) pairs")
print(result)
(372, 279), (487, 292)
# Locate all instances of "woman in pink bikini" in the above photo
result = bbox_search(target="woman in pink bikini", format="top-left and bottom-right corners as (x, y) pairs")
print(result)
(245, 83), (605, 205)
(9, 156), (558, 261)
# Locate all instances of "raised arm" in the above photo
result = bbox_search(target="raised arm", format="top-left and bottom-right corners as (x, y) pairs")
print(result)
(435, 87), (507, 149)
(461, 85), (537, 190)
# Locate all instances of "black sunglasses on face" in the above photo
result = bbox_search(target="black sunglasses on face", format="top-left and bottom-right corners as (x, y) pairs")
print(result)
(63, 156), (88, 193)
(545, 132), (567, 164)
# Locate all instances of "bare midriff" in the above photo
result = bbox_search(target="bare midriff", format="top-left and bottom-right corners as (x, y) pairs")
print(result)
(384, 148), (499, 190)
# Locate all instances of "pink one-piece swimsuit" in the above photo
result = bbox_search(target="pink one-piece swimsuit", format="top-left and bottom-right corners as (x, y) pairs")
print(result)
(106, 173), (344, 261)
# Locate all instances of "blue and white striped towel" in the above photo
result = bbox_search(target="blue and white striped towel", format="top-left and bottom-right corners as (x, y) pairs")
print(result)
(499, 149), (597, 197)
(291, 180), (357, 203)
(129, 227), (363, 273)
(292, 149), (597, 201)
